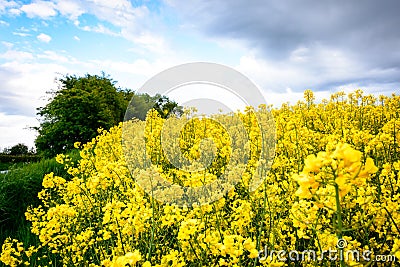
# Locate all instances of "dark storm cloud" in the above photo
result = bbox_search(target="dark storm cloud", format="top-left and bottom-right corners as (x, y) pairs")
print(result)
(168, 0), (400, 91)
(172, 0), (400, 61)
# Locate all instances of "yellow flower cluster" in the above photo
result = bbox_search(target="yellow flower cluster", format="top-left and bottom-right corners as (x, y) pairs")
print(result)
(1, 89), (399, 266)
(0, 239), (35, 266)
(293, 142), (378, 200)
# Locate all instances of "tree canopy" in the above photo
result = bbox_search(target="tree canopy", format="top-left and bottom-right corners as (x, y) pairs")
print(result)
(125, 93), (183, 121)
(35, 73), (182, 157)
(1, 143), (30, 155)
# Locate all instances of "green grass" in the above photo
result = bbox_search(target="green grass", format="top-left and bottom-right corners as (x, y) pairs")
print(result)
(0, 150), (81, 249)
(0, 162), (17, 172)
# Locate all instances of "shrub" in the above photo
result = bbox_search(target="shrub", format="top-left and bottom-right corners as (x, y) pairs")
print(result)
(0, 150), (80, 248)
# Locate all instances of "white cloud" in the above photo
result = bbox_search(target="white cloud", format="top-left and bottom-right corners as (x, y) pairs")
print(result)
(0, 113), (38, 149)
(235, 41), (400, 95)
(37, 51), (72, 63)
(235, 50), (398, 107)
(84, 0), (146, 27)
(166, 83), (248, 114)
(12, 32), (30, 37)
(0, 59), (71, 118)
(133, 33), (168, 54)
(88, 0), (132, 10)
(1, 41), (13, 49)
(88, 58), (179, 79)
(81, 24), (119, 36)
(73, 35), (80, 41)
(37, 33), (52, 43)
(20, 1), (57, 19)
(8, 8), (21, 15)
(0, 0), (18, 14)
(236, 55), (307, 93)
(6, 0), (170, 55)
(0, 50), (34, 61)
(0, 20), (9, 26)
(289, 46), (310, 63)
(55, 0), (83, 20)
(18, 26), (30, 32)
(61, 0), (164, 53)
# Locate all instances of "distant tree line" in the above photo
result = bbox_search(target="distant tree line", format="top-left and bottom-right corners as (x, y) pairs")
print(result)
(0, 143), (41, 165)
(34, 73), (182, 158)
(1, 143), (33, 156)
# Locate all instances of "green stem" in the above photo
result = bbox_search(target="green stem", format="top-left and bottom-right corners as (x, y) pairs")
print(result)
(334, 184), (345, 267)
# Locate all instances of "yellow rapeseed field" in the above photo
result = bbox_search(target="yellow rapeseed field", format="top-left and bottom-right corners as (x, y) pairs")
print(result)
(1, 90), (399, 266)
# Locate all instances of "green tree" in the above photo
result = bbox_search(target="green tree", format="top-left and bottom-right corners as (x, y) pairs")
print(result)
(124, 91), (156, 121)
(35, 73), (127, 157)
(35, 73), (183, 157)
(124, 93), (183, 120)
(1, 143), (30, 155)
(9, 143), (29, 155)
(153, 95), (183, 119)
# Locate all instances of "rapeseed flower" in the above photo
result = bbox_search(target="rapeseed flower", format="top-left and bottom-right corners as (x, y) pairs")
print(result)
(1, 90), (399, 266)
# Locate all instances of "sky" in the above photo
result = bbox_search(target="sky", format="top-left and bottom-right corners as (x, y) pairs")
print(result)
(0, 0), (399, 150)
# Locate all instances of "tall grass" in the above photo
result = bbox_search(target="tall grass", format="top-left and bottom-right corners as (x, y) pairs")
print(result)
(0, 162), (26, 172)
(0, 150), (81, 248)
(0, 163), (12, 172)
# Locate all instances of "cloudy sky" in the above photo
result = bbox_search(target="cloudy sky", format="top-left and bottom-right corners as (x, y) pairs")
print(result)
(0, 0), (399, 150)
